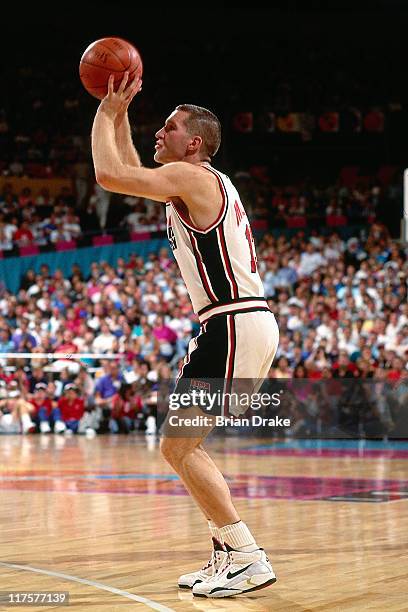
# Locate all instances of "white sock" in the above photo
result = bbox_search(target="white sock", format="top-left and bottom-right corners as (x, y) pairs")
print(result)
(21, 413), (33, 430)
(219, 521), (258, 552)
(208, 520), (223, 544)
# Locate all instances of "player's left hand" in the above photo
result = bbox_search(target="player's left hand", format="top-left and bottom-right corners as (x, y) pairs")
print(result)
(100, 72), (142, 118)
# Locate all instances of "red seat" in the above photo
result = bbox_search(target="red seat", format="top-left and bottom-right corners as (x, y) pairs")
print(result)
(286, 216), (307, 229)
(326, 215), (347, 227)
(56, 240), (77, 251)
(19, 244), (40, 256)
(92, 234), (113, 246)
(25, 162), (51, 178)
(130, 231), (151, 241)
(252, 219), (268, 230)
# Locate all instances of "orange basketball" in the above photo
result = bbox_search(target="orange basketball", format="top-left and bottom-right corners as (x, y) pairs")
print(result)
(79, 37), (143, 100)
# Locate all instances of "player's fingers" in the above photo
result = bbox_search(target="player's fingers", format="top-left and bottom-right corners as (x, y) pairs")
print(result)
(129, 77), (142, 97)
(107, 74), (114, 96)
(118, 71), (129, 95)
(124, 78), (141, 102)
(124, 88), (135, 103)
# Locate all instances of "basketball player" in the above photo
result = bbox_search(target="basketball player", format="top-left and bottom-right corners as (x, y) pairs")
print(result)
(91, 73), (279, 598)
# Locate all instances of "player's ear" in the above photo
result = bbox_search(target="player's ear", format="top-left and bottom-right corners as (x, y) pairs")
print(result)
(188, 135), (202, 152)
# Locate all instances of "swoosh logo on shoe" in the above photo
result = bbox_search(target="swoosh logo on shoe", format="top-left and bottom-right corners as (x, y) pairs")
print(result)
(226, 564), (253, 580)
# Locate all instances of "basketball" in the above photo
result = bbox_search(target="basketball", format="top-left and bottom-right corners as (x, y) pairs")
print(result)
(79, 37), (143, 100)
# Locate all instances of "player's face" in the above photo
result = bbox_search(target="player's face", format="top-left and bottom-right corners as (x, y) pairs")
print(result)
(154, 110), (192, 164)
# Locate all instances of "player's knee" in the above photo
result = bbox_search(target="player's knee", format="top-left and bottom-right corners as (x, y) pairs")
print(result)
(160, 437), (179, 465)
(160, 437), (193, 466)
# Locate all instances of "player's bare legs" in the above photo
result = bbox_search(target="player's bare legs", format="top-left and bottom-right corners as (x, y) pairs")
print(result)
(160, 406), (276, 596)
(160, 434), (239, 526)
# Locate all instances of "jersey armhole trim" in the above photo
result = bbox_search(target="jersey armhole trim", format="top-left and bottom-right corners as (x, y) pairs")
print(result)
(169, 167), (228, 234)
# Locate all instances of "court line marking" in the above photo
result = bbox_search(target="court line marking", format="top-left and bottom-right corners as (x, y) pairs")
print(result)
(0, 561), (175, 612)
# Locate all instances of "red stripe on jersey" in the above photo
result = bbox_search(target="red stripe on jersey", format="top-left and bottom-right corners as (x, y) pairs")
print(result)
(234, 200), (245, 226)
(189, 230), (218, 303)
(217, 225), (239, 299)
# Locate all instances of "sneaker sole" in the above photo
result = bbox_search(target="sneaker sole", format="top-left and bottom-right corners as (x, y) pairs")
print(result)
(193, 576), (277, 598)
(178, 579), (203, 589)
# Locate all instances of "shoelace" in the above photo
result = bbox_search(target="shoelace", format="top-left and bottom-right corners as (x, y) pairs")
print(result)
(200, 550), (219, 572)
(210, 551), (231, 578)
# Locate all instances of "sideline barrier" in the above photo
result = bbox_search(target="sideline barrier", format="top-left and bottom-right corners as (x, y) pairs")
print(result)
(0, 238), (170, 293)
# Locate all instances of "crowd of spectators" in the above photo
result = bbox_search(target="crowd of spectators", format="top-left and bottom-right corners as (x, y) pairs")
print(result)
(234, 166), (401, 230)
(0, 218), (406, 436)
(0, 167), (402, 253)
(0, 180), (167, 251)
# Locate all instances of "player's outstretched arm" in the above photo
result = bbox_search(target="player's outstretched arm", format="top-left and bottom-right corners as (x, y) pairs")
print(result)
(92, 111), (194, 203)
(92, 76), (201, 203)
(93, 125), (193, 203)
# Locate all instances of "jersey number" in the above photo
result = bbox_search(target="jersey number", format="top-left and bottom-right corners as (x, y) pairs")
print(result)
(167, 224), (177, 251)
(245, 224), (257, 273)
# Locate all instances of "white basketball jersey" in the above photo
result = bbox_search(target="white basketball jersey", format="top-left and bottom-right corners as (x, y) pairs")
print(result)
(166, 166), (265, 315)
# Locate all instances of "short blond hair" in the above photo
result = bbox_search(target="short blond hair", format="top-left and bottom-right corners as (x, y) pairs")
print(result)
(176, 104), (221, 157)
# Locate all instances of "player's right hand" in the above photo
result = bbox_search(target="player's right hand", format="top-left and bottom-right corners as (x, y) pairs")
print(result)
(101, 73), (143, 119)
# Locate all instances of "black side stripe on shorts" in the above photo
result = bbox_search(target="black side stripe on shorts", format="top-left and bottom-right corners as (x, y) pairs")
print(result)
(179, 317), (230, 380)
(226, 314), (237, 380)
(223, 314), (237, 415)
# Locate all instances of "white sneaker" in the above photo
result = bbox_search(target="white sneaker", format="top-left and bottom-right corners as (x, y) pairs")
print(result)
(40, 421), (51, 434)
(54, 420), (66, 434)
(145, 415), (156, 435)
(21, 415), (36, 435)
(178, 538), (227, 589)
(1, 413), (14, 427)
(192, 545), (276, 598)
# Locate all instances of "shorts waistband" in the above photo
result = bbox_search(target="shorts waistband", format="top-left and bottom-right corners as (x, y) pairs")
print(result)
(198, 297), (271, 324)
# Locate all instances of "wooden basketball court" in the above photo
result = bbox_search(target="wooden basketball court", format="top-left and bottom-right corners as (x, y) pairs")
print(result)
(1, 433), (407, 611)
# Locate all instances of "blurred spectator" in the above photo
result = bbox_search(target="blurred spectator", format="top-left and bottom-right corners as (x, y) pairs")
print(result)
(30, 382), (66, 434)
(110, 383), (142, 434)
(0, 383), (35, 434)
(57, 383), (85, 434)
(14, 221), (34, 245)
(12, 319), (37, 351)
(94, 361), (124, 408)
(0, 327), (14, 353)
